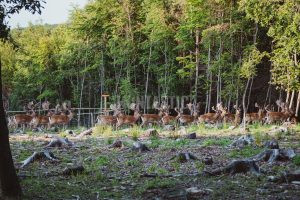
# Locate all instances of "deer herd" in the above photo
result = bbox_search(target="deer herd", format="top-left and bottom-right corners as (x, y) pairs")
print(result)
(7, 101), (74, 131)
(97, 99), (297, 129)
(5, 99), (297, 131)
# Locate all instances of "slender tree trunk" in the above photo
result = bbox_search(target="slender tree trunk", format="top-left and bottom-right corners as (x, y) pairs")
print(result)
(242, 78), (250, 130)
(246, 76), (254, 111)
(194, 29), (200, 103)
(0, 59), (22, 199)
(144, 45), (152, 113)
(289, 90), (295, 109)
(295, 91), (300, 117)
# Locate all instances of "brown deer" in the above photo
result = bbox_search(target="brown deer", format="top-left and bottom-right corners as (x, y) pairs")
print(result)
(140, 101), (164, 127)
(12, 101), (36, 130)
(233, 105), (241, 126)
(48, 102), (74, 129)
(30, 101), (52, 129)
(161, 103), (177, 125)
(245, 103), (265, 124)
(198, 103), (222, 124)
(265, 100), (293, 124)
(96, 104), (120, 126)
(175, 103), (199, 125)
(115, 103), (141, 129)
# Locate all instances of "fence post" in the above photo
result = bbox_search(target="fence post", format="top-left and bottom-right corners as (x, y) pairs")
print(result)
(91, 113), (94, 127)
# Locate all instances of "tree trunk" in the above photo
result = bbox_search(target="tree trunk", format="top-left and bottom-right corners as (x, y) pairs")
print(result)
(289, 90), (295, 110)
(194, 29), (200, 103)
(0, 59), (22, 199)
(295, 91), (300, 117)
(242, 78), (251, 130)
(144, 45), (152, 113)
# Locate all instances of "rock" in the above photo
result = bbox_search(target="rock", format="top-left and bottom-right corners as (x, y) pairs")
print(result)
(175, 152), (198, 163)
(230, 134), (254, 148)
(186, 132), (196, 139)
(264, 140), (279, 149)
(62, 165), (84, 176)
(163, 125), (175, 131)
(145, 129), (159, 137)
(132, 142), (150, 152)
(110, 140), (123, 148)
(203, 156), (213, 165)
(186, 187), (212, 196)
(162, 189), (187, 200)
(122, 128), (130, 133)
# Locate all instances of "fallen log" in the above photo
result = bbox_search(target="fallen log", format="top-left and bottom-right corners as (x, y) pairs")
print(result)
(21, 151), (58, 168)
(204, 160), (260, 176)
(77, 128), (93, 138)
(45, 137), (74, 148)
(251, 148), (296, 163)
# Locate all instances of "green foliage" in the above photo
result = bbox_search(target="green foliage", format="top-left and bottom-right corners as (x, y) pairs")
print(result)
(292, 155), (300, 166)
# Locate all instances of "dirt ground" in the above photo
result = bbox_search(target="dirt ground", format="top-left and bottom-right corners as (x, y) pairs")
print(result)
(9, 124), (300, 199)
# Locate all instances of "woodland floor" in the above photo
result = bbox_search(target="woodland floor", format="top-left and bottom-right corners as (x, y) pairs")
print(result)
(9, 124), (300, 200)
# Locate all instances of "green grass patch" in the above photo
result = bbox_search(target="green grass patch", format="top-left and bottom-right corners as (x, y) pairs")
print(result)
(202, 138), (232, 147)
(292, 155), (300, 166)
(228, 146), (263, 158)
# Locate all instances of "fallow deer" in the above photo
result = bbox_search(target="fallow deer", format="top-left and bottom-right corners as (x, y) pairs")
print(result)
(245, 103), (265, 124)
(175, 103), (199, 125)
(161, 103), (177, 125)
(265, 100), (294, 124)
(115, 103), (141, 129)
(140, 101), (164, 127)
(96, 104), (120, 126)
(198, 103), (222, 124)
(48, 103), (74, 129)
(30, 101), (52, 129)
(12, 101), (36, 130)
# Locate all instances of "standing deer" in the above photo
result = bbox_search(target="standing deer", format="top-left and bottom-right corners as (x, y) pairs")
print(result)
(175, 103), (199, 125)
(30, 101), (52, 129)
(96, 104), (120, 126)
(265, 100), (294, 124)
(198, 103), (222, 124)
(48, 102), (74, 129)
(115, 103), (141, 129)
(245, 103), (265, 124)
(11, 101), (36, 130)
(140, 101), (164, 127)
(161, 103), (177, 125)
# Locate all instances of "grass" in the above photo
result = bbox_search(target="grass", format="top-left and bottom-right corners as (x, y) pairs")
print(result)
(202, 138), (232, 147)
(292, 155), (300, 166)
(9, 123), (300, 200)
(228, 146), (264, 158)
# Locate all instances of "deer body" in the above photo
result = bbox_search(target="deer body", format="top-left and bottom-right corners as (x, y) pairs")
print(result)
(13, 113), (34, 130)
(97, 115), (117, 126)
(48, 112), (74, 129)
(116, 112), (140, 128)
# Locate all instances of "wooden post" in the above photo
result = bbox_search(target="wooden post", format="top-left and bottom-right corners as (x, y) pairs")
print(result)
(101, 94), (109, 115)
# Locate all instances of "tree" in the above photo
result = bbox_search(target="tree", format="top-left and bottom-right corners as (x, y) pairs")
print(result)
(0, 1), (44, 199)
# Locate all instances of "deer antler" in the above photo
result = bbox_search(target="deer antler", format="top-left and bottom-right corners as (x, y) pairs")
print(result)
(62, 102), (68, 111)
(129, 103), (137, 111)
(42, 101), (50, 110)
(153, 101), (160, 110)
(27, 101), (34, 110)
